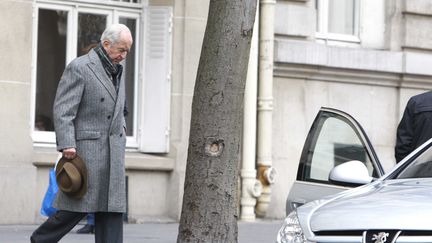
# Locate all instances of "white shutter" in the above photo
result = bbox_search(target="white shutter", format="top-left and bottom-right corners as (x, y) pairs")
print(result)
(139, 6), (172, 152)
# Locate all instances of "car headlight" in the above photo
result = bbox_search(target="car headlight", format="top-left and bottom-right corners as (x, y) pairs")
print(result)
(276, 210), (308, 243)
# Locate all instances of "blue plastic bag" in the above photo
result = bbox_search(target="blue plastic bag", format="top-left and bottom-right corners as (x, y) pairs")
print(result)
(40, 168), (58, 217)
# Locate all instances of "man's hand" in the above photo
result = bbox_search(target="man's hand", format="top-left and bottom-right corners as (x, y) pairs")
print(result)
(63, 148), (76, 159)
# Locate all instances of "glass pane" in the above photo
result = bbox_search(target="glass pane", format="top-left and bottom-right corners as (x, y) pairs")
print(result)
(315, 0), (321, 32)
(328, 0), (355, 35)
(35, 9), (68, 132)
(398, 146), (432, 179)
(119, 17), (137, 136)
(77, 13), (106, 56)
(307, 116), (374, 182)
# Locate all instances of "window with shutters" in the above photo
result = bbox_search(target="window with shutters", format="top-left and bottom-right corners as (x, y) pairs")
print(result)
(32, 1), (172, 153)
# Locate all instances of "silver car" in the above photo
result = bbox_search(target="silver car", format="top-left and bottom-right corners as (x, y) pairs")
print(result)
(277, 107), (432, 243)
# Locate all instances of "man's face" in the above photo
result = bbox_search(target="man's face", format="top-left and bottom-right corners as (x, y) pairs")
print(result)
(102, 32), (133, 64)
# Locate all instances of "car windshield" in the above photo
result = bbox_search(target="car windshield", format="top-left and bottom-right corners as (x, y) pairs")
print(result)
(397, 144), (432, 179)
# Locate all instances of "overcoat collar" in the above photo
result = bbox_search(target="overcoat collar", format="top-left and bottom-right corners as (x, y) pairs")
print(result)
(87, 49), (117, 101)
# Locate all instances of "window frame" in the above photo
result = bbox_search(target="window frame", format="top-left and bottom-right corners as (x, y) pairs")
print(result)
(116, 11), (141, 148)
(316, 0), (361, 43)
(31, 0), (143, 149)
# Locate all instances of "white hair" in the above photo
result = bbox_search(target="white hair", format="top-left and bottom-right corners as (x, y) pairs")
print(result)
(100, 24), (131, 44)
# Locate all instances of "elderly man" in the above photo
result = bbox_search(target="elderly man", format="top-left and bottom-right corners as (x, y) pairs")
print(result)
(31, 23), (133, 243)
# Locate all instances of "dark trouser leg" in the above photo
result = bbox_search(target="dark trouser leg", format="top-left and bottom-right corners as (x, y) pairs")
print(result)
(95, 212), (123, 243)
(31, 210), (86, 243)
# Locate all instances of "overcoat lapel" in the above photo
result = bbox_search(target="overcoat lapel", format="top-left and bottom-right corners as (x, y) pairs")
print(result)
(87, 50), (117, 101)
(112, 75), (124, 122)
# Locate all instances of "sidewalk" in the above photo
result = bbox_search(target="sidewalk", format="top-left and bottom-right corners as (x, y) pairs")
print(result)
(1, 220), (282, 243)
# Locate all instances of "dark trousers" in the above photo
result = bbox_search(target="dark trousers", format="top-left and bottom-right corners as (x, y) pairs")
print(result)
(30, 210), (123, 243)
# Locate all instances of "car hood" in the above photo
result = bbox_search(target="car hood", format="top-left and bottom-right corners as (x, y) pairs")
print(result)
(303, 179), (432, 232)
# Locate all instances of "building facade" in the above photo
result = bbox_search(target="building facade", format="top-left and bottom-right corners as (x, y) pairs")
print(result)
(268, 0), (432, 218)
(1, 0), (431, 224)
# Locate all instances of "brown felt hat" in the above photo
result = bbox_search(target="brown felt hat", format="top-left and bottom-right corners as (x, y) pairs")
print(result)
(55, 155), (87, 199)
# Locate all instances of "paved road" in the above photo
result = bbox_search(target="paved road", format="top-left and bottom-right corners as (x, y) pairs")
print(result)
(1, 220), (282, 243)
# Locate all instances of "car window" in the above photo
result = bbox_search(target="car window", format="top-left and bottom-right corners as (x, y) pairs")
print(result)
(303, 115), (377, 183)
(288, 108), (383, 215)
(397, 145), (432, 179)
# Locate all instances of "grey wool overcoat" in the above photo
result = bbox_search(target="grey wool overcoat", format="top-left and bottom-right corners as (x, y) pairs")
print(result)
(53, 49), (127, 213)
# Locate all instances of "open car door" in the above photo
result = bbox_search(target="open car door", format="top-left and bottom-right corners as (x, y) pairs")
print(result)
(286, 107), (385, 214)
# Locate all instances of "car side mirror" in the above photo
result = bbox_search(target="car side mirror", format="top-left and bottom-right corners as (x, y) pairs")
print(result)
(329, 160), (373, 187)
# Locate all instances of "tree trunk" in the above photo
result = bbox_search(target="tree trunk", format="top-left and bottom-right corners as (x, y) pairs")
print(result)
(177, 0), (257, 242)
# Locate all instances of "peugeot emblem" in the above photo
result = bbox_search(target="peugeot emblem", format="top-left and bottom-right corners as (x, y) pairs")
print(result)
(371, 232), (389, 243)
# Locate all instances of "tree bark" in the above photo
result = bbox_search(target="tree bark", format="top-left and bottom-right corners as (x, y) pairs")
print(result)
(177, 0), (257, 242)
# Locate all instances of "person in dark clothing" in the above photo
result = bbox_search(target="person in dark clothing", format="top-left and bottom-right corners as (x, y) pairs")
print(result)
(395, 91), (432, 163)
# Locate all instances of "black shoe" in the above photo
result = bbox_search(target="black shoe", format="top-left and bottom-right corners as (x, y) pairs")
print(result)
(76, 224), (94, 234)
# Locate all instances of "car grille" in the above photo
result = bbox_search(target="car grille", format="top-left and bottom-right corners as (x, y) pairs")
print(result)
(313, 230), (432, 243)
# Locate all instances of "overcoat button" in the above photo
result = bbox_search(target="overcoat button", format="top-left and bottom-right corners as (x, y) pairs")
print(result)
(120, 133), (123, 137)
(101, 98), (105, 102)
(107, 115), (111, 120)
